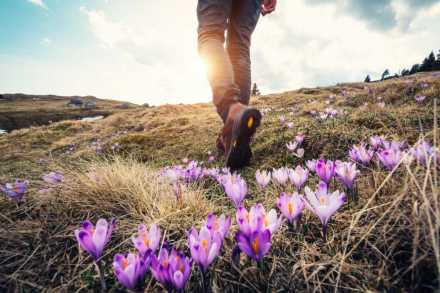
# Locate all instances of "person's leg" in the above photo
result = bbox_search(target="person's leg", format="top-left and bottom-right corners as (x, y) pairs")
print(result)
(227, 0), (261, 105)
(197, 0), (239, 122)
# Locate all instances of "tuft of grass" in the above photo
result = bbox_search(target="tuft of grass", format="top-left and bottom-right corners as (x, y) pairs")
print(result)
(0, 157), (216, 291)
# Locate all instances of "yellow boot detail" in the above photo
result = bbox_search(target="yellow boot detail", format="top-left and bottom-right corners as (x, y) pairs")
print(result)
(247, 117), (254, 129)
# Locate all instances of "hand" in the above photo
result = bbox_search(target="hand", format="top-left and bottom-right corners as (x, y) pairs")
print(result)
(261, 0), (277, 15)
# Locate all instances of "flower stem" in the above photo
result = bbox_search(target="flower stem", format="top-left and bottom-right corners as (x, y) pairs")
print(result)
(257, 260), (265, 271)
(354, 183), (359, 202)
(94, 261), (106, 292)
(200, 267), (210, 293)
(322, 225), (328, 242)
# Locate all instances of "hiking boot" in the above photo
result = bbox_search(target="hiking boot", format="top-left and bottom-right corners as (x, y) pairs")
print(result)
(220, 102), (262, 170)
(216, 133), (225, 153)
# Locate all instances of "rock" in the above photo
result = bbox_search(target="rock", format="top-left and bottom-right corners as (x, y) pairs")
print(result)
(117, 103), (131, 109)
(134, 125), (144, 132)
(68, 96), (84, 106)
(83, 101), (97, 109)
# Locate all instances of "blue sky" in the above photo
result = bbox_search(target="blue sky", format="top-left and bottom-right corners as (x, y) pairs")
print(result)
(1, 1), (94, 58)
(1, 0), (440, 105)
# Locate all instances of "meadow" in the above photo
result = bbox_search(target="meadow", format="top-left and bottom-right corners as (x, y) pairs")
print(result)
(1, 72), (439, 292)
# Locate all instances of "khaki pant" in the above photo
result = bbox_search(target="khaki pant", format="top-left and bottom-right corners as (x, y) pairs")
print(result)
(197, 0), (262, 121)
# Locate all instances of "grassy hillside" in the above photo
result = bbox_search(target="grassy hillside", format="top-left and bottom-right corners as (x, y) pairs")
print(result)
(0, 72), (439, 292)
(0, 94), (138, 131)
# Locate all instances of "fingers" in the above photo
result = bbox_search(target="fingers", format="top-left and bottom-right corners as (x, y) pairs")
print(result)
(261, 0), (277, 15)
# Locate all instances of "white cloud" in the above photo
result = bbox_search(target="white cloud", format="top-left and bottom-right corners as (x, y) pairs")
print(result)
(41, 38), (52, 46)
(4, 0), (440, 105)
(79, 4), (211, 105)
(77, 0), (440, 104)
(27, 0), (47, 9)
(251, 0), (440, 93)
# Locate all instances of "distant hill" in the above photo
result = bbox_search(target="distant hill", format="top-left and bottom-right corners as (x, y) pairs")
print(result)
(0, 93), (138, 131)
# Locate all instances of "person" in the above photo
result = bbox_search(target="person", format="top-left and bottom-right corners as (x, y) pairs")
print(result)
(197, 0), (277, 170)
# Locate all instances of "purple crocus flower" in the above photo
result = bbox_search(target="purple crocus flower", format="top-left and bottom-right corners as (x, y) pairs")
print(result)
(349, 144), (374, 165)
(74, 218), (116, 260)
(410, 140), (436, 165)
(335, 161), (359, 189)
(205, 168), (220, 178)
(236, 204), (282, 237)
(369, 135), (385, 149)
(272, 167), (289, 186)
(295, 133), (305, 145)
(288, 165), (309, 191)
(221, 173), (247, 207)
(276, 192), (305, 224)
(235, 228), (271, 262)
(279, 115), (286, 124)
(132, 224), (161, 256)
(306, 160), (317, 172)
(304, 182), (346, 239)
(295, 148), (305, 158)
(315, 159), (336, 184)
(42, 171), (64, 185)
(286, 122), (294, 129)
(235, 205), (277, 261)
(150, 247), (192, 291)
(286, 141), (298, 152)
(319, 112), (329, 120)
(255, 170), (271, 189)
(382, 139), (405, 151)
(162, 166), (183, 183)
(204, 213), (231, 240)
(188, 226), (222, 271)
(113, 252), (149, 290)
(377, 148), (403, 170)
(0, 179), (28, 201)
(325, 107), (339, 117)
(184, 161), (204, 182)
(415, 95), (426, 103)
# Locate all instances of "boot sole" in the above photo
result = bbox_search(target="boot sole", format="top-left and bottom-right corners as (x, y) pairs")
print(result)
(226, 108), (262, 170)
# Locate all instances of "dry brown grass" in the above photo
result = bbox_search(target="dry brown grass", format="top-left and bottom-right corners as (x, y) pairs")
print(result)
(1, 72), (440, 292)
(0, 157), (216, 291)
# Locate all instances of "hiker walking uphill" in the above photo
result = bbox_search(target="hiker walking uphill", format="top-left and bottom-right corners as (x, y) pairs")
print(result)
(197, 0), (277, 170)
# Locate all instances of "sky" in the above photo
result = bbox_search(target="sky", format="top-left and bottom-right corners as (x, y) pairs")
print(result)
(1, 0), (440, 105)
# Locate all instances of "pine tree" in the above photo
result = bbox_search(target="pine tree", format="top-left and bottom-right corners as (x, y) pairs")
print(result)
(428, 52), (436, 71)
(435, 50), (440, 70)
(409, 64), (420, 75)
(364, 75), (371, 83)
(420, 52), (436, 72)
(381, 69), (390, 80)
(401, 69), (410, 76)
(251, 83), (261, 96)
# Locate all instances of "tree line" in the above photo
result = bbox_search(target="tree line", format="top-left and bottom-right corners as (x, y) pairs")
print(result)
(364, 49), (440, 83)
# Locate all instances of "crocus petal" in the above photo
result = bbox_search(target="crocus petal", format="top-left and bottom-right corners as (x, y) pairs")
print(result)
(75, 230), (97, 259)
(93, 219), (109, 256)
(236, 231), (255, 260)
(81, 220), (94, 232)
(207, 241), (220, 265)
(114, 266), (133, 289)
(173, 271), (184, 289)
